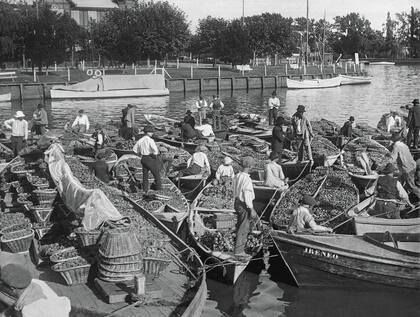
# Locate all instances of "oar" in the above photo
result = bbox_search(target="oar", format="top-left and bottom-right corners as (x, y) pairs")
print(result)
(312, 175), (328, 199)
(405, 204), (420, 215)
(256, 188), (282, 223)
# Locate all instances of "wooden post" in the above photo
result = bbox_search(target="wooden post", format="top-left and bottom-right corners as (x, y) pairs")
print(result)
(82, 60), (85, 71)
(241, 67), (245, 76)
(42, 83), (46, 100)
(264, 65), (267, 76)
(183, 79), (186, 94)
(147, 58), (150, 67)
(353, 63), (356, 73)
(231, 77), (234, 91)
(303, 63), (306, 75)
(345, 63), (347, 74)
(196, 59), (199, 67)
(261, 76), (264, 90)
(333, 63), (336, 74)
(134, 66), (137, 75)
(274, 75), (278, 88)
(190, 66), (193, 79)
(67, 67), (70, 81)
(54, 63), (57, 71)
(176, 58), (179, 69)
(102, 68), (105, 76)
(218, 65), (221, 79)
(19, 84), (24, 102)
(199, 78), (203, 93)
(33, 69), (36, 82)
(155, 60), (157, 68)
(217, 77), (220, 93)
(246, 77), (249, 91)
(285, 64), (288, 76)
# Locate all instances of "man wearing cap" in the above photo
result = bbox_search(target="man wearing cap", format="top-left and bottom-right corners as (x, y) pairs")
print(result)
(209, 95), (224, 130)
(406, 98), (420, 149)
(291, 105), (314, 162)
(215, 156), (235, 184)
(268, 91), (280, 126)
(125, 104), (136, 129)
(371, 163), (413, 218)
(179, 120), (197, 142)
(184, 110), (196, 129)
(340, 116), (355, 138)
(271, 116), (286, 160)
(388, 132), (420, 199)
(91, 149), (112, 183)
(31, 104), (48, 136)
(4, 111), (28, 157)
(0, 263), (71, 317)
(288, 195), (332, 233)
(233, 156), (258, 259)
(132, 126), (162, 192)
(71, 109), (90, 133)
(264, 153), (289, 190)
(181, 145), (211, 177)
(195, 95), (208, 125)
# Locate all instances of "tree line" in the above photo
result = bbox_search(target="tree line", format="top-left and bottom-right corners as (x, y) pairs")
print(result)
(0, 1), (419, 69)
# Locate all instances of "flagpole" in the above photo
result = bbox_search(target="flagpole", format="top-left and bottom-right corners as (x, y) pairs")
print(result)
(305, 0), (309, 65)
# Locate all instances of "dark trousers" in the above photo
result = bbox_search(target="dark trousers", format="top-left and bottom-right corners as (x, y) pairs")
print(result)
(181, 163), (201, 176)
(10, 136), (24, 157)
(268, 108), (278, 125)
(407, 126), (419, 148)
(213, 110), (222, 130)
(32, 124), (46, 135)
(234, 198), (251, 255)
(141, 155), (162, 192)
(370, 200), (400, 219)
(295, 135), (313, 161)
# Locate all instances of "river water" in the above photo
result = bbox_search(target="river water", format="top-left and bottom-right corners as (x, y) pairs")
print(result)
(1, 65), (419, 316)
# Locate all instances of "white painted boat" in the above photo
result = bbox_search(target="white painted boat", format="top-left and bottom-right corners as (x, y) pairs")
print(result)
(339, 75), (372, 85)
(51, 74), (169, 99)
(286, 76), (341, 89)
(369, 61), (395, 65)
(0, 93), (11, 102)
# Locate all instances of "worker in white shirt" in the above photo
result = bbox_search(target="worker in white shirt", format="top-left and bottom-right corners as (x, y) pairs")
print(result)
(268, 91), (280, 125)
(386, 111), (402, 132)
(195, 119), (215, 138)
(233, 156), (258, 260)
(196, 95), (208, 125)
(4, 111), (28, 157)
(179, 145), (211, 177)
(132, 125), (162, 192)
(264, 153), (289, 190)
(71, 110), (90, 133)
(215, 156), (235, 184)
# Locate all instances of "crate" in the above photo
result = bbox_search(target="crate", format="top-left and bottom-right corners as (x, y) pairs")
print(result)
(143, 257), (171, 277)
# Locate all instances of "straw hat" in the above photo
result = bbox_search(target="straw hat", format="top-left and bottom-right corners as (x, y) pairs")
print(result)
(223, 156), (233, 165)
(15, 111), (25, 118)
(242, 156), (256, 168)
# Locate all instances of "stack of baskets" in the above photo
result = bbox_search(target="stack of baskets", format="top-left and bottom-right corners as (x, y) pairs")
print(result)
(97, 223), (143, 282)
(74, 226), (103, 247)
(0, 214), (34, 254)
(10, 164), (34, 180)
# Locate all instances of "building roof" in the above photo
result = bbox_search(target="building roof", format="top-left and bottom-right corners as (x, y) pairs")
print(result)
(69, 0), (118, 9)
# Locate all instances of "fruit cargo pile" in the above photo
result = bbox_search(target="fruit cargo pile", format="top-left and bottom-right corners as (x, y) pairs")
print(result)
(311, 119), (340, 136)
(271, 167), (359, 228)
(309, 135), (339, 163)
(198, 183), (234, 210)
(198, 230), (263, 254)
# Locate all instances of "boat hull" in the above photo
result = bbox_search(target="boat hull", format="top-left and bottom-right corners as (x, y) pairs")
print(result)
(51, 88), (169, 99)
(0, 93), (11, 102)
(353, 217), (420, 235)
(339, 75), (372, 85)
(271, 231), (420, 289)
(286, 77), (341, 89)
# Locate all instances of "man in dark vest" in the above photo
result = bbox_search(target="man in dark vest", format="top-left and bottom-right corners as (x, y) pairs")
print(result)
(184, 110), (196, 128)
(271, 116), (285, 160)
(370, 163), (413, 219)
(407, 98), (420, 149)
(209, 95), (224, 131)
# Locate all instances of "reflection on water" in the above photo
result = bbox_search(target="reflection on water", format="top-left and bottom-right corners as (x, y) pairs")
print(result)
(1, 65), (419, 316)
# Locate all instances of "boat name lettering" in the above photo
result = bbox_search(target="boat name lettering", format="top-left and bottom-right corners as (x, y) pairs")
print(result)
(304, 247), (338, 259)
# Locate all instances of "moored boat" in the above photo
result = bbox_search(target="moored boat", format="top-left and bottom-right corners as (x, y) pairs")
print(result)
(271, 230), (420, 289)
(228, 125), (272, 141)
(0, 92), (11, 102)
(339, 74), (373, 85)
(51, 74), (169, 99)
(347, 196), (420, 235)
(286, 76), (341, 89)
(369, 61), (395, 65)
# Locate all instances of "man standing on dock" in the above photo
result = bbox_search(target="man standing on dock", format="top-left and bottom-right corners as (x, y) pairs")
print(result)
(209, 95), (224, 130)
(406, 99), (420, 149)
(132, 125), (162, 193)
(4, 111), (28, 157)
(291, 105), (314, 162)
(268, 91), (280, 125)
(233, 156), (258, 261)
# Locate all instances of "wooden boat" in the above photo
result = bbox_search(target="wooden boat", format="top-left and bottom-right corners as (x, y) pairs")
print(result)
(369, 61), (395, 65)
(154, 134), (199, 153)
(229, 125), (272, 141)
(271, 230), (420, 289)
(363, 232), (420, 255)
(281, 160), (312, 183)
(189, 183), (277, 284)
(286, 76), (341, 89)
(0, 93), (11, 102)
(339, 75), (372, 85)
(347, 196), (420, 235)
(228, 134), (270, 153)
(348, 171), (378, 195)
(51, 74), (169, 99)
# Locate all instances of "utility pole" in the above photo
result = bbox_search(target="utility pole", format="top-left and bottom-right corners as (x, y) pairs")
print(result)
(305, 0), (309, 65)
(242, 0), (244, 26)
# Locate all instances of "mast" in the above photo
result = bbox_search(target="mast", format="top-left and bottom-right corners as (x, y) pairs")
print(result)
(305, 0), (309, 65)
(322, 9), (326, 70)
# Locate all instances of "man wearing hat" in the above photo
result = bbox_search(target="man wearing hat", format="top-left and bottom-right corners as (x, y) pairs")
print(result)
(0, 263), (71, 316)
(31, 104), (48, 136)
(371, 163), (413, 218)
(195, 95), (208, 125)
(215, 156), (235, 184)
(209, 95), (224, 131)
(407, 98), (420, 149)
(180, 145), (210, 177)
(268, 91), (280, 125)
(340, 116), (355, 138)
(4, 111), (28, 157)
(291, 105), (314, 162)
(288, 194), (332, 233)
(264, 152), (289, 190)
(389, 131), (420, 199)
(232, 156), (258, 260)
(184, 110), (196, 129)
(132, 125), (161, 192)
(91, 123), (108, 154)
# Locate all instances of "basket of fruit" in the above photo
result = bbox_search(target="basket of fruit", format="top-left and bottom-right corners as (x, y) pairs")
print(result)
(0, 213), (28, 228)
(32, 189), (57, 205)
(31, 178), (50, 189)
(30, 205), (54, 224)
(16, 196), (34, 209)
(10, 165), (34, 178)
(0, 222), (32, 235)
(0, 229), (34, 253)
(74, 226), (103, 247)
(51, 257), (91, 286)
(214, 213), (237, 230)
(50, 247), (83, 263)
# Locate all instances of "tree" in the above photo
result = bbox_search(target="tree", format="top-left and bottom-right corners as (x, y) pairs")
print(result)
(0, 2), (22, 65)
(218, 19), (252, 65)
(384, 12), (397, 57)
(193, 16), (229, 57)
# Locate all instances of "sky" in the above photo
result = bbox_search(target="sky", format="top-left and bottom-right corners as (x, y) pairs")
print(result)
(167, 0), (418, 32)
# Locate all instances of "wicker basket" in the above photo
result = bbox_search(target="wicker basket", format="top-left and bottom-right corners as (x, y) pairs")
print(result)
(99, 252), (142, 265)
(30, 206), (53, 224)
(33, 223), (54, 240)
(98, 268), (142, 282)
(74, 227), (103, 247)
(0, 222), (32, 235)
(0, 229), (34, 253)
(99, 225), (141, 258)
(143, 258), (171, 277)
(214, 213), (237, 230)
(98, 261), (143, 274)
(52, 259), (91, 286)
(32, 189), (57, 205)
(50, 247), (81, 263)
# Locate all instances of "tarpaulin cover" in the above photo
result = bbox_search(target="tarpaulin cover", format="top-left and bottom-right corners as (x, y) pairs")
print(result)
(52, 75), (166, 92)
(45, 143), (122, 230)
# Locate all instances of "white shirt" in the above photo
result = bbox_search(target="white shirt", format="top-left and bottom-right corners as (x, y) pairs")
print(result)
(265, 161), (288, 189)
(4, 118), (28, 139)
(268, 96), (280, 110)
(233, 171), (255, 209)
(187, 152), (211, 173)
(295, 118), (302, 134)
(216, 164), (235, 180)
(195, 124), (214, 137)
(132, 135), (159, 155)
(289, 206), (314, 231)
(71, 114), (90, 131)
(196, 99), (208, 110)
(391, 141), (416, 172)
(96, 133), (104, 146)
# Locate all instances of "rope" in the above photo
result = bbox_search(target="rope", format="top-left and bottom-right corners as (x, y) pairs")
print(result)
(288, 160), (312, 183)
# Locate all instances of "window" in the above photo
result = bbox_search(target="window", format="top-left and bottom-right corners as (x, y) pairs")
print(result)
(79, 10), (88, 27)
